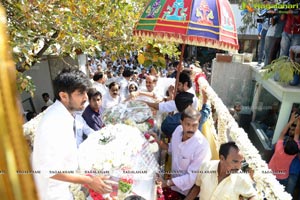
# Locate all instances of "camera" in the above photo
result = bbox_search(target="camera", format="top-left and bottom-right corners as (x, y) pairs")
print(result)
(256, 9), (273, 23)
(257, 18), (265, 23)
(256, 0), (300, 23)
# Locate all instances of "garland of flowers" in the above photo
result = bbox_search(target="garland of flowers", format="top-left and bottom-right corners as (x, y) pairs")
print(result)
(22, 111), (45, 151)
(22, 78), (292, 199)
(69, 183), (88, 200)
(196, 87), (219, 154)
(77, 124), (158, 199)
(198, 78), (292, 200)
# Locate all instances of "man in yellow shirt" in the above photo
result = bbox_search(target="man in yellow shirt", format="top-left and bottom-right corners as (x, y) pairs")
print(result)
(185, 142), (257, 200)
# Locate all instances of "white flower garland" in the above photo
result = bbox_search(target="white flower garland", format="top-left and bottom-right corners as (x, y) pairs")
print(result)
(198, 78), (292, 200)
(22, 78), (291, 199)
(69, 183), (87, 200)
(22, 111), (45, 151)
(78, 124), (158, 175)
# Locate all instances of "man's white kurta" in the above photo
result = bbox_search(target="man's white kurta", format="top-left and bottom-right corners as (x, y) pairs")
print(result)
(32, 101), (78, 200)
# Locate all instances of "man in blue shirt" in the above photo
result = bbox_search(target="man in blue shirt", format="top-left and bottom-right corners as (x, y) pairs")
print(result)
(82, 88), (104, 131)
(161, 88), (210, 138)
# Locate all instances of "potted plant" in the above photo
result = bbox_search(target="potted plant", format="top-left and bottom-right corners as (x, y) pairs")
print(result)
(262, 56), (300, 84)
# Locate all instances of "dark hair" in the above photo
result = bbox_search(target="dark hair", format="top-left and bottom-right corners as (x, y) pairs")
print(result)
(53, 68), (91, 100)
(179, 71), (192, 88)
(122, 69), (133, 78)
(219, 141), (239, 159)
(284, 138), (299, 155)
(108, 82), (120, 90)
(41, 106), (48, 112)
(172, 61), (179, 68)
(93, 72), (104, 81)
(182, 69), (192, 76)
(42, 93), (50, 98)
(87, 88), (102, 101)
(26, 111), (36, 121)
(181, 107), (201, 121)
(175, 92), (194, 112)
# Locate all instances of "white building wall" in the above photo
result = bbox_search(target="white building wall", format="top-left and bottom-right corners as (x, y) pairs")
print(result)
(22, 59), (54, 113)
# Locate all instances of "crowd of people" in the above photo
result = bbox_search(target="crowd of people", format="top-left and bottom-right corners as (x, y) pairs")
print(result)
(28, 52), (260, 200)
(257, 4), (300, 85)
(27, 50), (300, 199)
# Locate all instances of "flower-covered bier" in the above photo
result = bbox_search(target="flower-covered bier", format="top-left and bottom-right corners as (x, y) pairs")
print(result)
(103, 101), (154, 133)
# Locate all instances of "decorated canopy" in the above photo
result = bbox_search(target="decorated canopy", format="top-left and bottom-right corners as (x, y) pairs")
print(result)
(133, 0), (239, 52)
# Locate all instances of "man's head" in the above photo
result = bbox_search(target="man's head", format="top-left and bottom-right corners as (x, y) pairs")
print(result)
(145, 75), (157, 92)
(122, 69), (133, 80)
(53, 68), (91, 112)
(234, 102), (242, 112)
(121, 60), (126, 66)
(107, 61), (113, 69)
(175, 92), (194, 112)
(87, 88), (102, 112)
(42, 93), (50, 103)
(284, 136), (299, 155)
(108, 82), (120, 98)
(178, 71), (192, 92)
(219, 142), (244, 173)
(106, 70), (113, 79)
(288, 123), (296, 137)
(180, 107), (201, 140)
(93, 71), (107, 84)
(132, 71), (139, 80)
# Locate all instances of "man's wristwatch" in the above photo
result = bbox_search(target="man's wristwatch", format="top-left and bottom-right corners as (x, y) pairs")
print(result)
(166, 179), (172, 187)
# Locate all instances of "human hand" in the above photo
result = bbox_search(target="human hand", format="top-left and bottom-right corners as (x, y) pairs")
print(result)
(155, 175), (167, 188)
(130, 91), (139, 98)
(167, 85), (175, 98)
(87, 175), (112, 194)
(201, 86), (208, 103)
(290, 112), (298, 123)
(148, 130), (159, 141)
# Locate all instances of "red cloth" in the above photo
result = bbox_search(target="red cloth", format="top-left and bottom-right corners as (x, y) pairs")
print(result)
(283, 14), (300, 34)
(194, 72), (207, 95)
(162, 187), (185, 200)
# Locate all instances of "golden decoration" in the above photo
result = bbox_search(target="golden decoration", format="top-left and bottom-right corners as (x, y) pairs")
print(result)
(0, 6), (38, 200)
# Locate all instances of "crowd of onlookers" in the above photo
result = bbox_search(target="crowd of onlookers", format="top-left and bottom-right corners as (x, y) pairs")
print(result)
(257, 5), (300, 85)
(30, 62), (260, 199)
(26, 49), (300, 198)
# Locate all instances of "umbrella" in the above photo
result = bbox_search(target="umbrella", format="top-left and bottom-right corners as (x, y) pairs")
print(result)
(133, 0), (238, 93)
(133, 0), (239, 92)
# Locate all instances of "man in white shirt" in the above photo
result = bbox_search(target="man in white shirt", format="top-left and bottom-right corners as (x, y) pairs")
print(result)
(99, 56), (107, 71)
(92, 71), (108, 97)
(74, 112), (95, 148)
(144, 71), (198, 112)
(42, 92), (53, 107)
(132, 75), (163, 102)
(118, 69), (133, 100)
(152, 107), (211, 199)
(32, 68), (112, 200)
